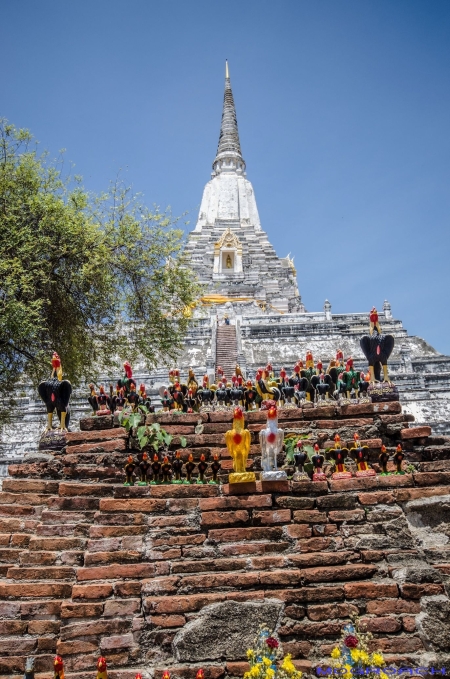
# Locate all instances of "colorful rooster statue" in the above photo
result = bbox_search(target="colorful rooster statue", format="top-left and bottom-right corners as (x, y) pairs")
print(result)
(38, 352), (72, 431)
(96, 657), (108, 679)
(54, 656), (64, 679)
(259, 405), (287, 481)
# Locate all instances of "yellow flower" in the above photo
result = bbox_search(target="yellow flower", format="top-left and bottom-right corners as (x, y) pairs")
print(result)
(263, 657), (271, 667)
(331, 648), (341, 659)
(372, 653), (385, 667)
(247, 650), (255, 660)
(244, 673), (250, 679)
(359, 650), (370, 664)
(250, 665), (260, 678)
(266, 669), (275, 679)
(350, 649), (360, 662)
(281, 654), (296, 674)
(380, 672), (389, 679)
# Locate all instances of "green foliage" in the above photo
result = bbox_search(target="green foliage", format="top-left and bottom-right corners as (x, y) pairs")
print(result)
(284, 435), (315, 475)
(0, 120), (202, 423)
(118, 410), (187, 452)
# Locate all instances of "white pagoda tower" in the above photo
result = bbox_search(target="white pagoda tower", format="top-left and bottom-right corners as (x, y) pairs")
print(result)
(184, 62), (304, 314)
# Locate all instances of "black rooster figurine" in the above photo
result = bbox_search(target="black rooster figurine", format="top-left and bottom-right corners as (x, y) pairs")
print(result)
(210, 453), (221, 484)
(172, 451), (184, 483)
(38, 352), (72, 431)
(360, 308), (395, 383)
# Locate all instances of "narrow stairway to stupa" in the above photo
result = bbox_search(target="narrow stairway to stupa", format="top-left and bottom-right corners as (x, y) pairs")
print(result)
(216, 323), (238, 380)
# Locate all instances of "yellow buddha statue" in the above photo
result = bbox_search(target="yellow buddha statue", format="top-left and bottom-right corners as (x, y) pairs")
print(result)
(225, 406), (255, 483)
(226, 254), (233, 269)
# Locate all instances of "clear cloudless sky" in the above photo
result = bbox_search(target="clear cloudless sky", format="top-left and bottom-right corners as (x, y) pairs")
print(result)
(2, 0), (450, 352)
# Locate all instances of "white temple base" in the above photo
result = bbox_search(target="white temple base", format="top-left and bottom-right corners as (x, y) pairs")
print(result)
(261, 470), (288, 481)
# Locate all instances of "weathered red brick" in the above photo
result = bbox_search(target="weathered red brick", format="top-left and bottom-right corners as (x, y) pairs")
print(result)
(59, 482), (114, 497)
(144, 592), (225, 614)
(253, 509), (291, 525)
(293, 510), (327, 523)
(284, 524), (312, 539)
(358, 491), (395, 505)
(71, 583), (113, 599)
(150, 614), (186, 627)
(259, 569), (302, 586)
(56, 640), (99, 655)
(103, 598), (141, 616)
(401, 426), (431, 439)
(289, 552), (353, 568)
(20, 600), (61, 617)
(27, 620), (60, 635)
(328, 510), (365, 522)
(413, 472), (450, 487)
(344, 582), (398, 599)
(99, 498), (166, 512)
(6, 566), (75, 580)
(306, 602), (358, 621)
(201, 510), (249, 527)
(0, 621), (27, 635)
(199, 495), (272, 511)
(302, 564), (377, 583)
(100, 633), (135, 650)
(0, 583), (71, 598)
(360, 615), (401, 633)
(2, 479), (59, 494)
(208, 527), (283, 542)
(367, 637), (423, 653)
(61, 601), (104, 617)
(366, 599), (420, 614)
(77, 563), (164, 581)
(400, 583), (445, 598)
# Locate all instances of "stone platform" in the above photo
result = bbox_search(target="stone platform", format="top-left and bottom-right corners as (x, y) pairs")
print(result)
(1, 404), (450, 677)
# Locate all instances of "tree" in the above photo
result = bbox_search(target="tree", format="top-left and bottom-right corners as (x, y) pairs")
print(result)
(0, 120), (201, 422)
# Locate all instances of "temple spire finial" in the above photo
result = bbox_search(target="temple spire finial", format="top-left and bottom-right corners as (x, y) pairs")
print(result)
(212, 61), (245, 176)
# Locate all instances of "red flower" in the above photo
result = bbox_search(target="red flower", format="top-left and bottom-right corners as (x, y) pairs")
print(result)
(266, 637), (279, 649)
(344, 635), (359, 648)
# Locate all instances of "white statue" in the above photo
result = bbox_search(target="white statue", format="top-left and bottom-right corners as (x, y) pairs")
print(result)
(259, 404), (287, 481)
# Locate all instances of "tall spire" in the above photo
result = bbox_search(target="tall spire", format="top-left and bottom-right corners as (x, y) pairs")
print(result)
(212, 61), (246, 176)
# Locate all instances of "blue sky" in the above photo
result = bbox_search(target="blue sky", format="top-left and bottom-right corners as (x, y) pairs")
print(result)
(2, 0), (450, 353)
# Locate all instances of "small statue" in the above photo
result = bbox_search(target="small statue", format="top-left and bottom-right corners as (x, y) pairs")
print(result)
(341, 358), (361, 400)
(259, 405), (287, 481)
(394, 444), (405, 474)
(161, 389), (174, 411)
(360, 310), (395, 385)
(172, 451), (184, 483)
(329, 434), (352, 479)
(138, 452), (151, 485)
(117, 361), (136, 397)
(197, 454), (208, 483)
(280, 368), (296, 408)
(38, 352), (72, 431)
(88, 384), (99, 416)
(293, 441), (310, 481)
(161, 456), (172, 483)
(349, 433), (375, 477)
(96, 657), (108, 679)
(187, 368), (199, 396)
(312, 444), (327, 481)
(369, 307), (382, 335)
(215, 381), (229, 411)
(209, 453), (221, 484)
(126, 383), (140, 412)
(115, 387), (126, 412)
(139, 384), (154, 413)
(151, 454), (162, 484)
(123, 455), (136, 486)
(379, 444), (390, 475)
(244, 379), (258, 411)
(198, 375), (215, 411)
(97, 385), (111, 415)
(54, 656), (64, 679)
(225, 406), (255, 484)
(185, 388), (197, 413)
(185, 453), (196, 484)
(255, 367), (282, 405)
(24, 657), (35, 679)
(226, 253), (233, 268)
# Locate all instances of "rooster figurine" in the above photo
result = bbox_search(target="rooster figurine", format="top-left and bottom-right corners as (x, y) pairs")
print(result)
(117, 361), (136, 396)
(259, 405), (287, 481)
(88, 384), (99, 416)
(54, 656), (64, 679)
(225, 407), (255, 484)
(38, 352), (72, 431)
(96, 657), (108, 679)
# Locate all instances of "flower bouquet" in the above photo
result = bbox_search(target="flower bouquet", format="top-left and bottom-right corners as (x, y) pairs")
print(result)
(329, 619), (386, 678)
(244, 625), (302, 679)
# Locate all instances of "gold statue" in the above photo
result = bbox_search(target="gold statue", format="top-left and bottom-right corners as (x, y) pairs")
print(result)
(225, 407), (255, 483)
(226, 254), (233, 269)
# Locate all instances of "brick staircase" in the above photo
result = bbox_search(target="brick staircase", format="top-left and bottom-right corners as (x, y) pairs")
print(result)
(1, 404), (450, 676)
(216, 325), (238, 381)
